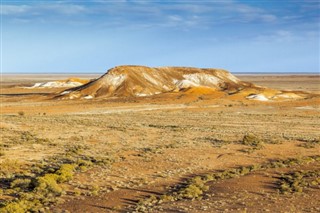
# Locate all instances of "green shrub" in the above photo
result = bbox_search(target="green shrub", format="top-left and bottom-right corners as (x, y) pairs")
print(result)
(1, 200), (28, 213)
(242, 133), (263, 148)
(181, 184), (204, 198)
(180, 176), (209, 199)
(0, 152), (103, 213)
(0, 199), (42, 213)
(278, 170), (320, 194)
(159, 195), (174, 202)
(35, 174), (62, 196)
(239, 167), (250, 175)
(10, 178), (31, 190)
(55, 164), (76, 183)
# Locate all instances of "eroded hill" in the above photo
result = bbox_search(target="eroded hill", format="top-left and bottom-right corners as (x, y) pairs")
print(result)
(56, 65), (315, 101)
(56, 66), (252, 99)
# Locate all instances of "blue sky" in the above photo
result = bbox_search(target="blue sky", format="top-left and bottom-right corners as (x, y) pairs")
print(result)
(1, 0), (319, 73)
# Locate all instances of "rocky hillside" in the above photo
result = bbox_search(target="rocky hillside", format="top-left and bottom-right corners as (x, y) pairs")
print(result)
(57, 65), (252, 99)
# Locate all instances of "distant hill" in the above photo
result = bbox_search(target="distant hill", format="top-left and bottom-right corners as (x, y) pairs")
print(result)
(55, 65), (315, 101)
(56, 65), (252, 99)
(29, 78), (89, 88)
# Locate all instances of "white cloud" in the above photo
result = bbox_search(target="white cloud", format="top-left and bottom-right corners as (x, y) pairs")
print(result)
(1, 3), (86, 16)
(43, 4), (86, 15)
(2, 1), (315, 33)
(253, 30), (309, 43)
(224, 2), (277, 23)
(168, 15), (183, 22)
(260, 14), (277, 22)
(1, 5), (31, 15)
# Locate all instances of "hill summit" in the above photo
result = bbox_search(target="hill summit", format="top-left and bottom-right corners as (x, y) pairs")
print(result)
(57, 65), (251, 99)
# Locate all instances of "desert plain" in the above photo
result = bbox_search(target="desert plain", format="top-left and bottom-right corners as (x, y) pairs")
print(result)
(0, 71), (319, 213)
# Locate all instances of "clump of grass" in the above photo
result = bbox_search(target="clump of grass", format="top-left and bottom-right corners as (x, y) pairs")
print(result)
(33, 164), (76, 198)
(299, 143), (316, 149)
(242, 133), (263, 148)
(19, 131), (52, 144)
(201, 137), (231, 148)
(0, 159), (22, 178)
(35, 173), (63, 196)
(65, 144), (85, 155)
(298, 137), (320, 149)
(88, 184), (100, 196)
(240, 133), (264, 153)
(18, 111), (25, 116)
(0, 130), (52, 149)
(10, 178), (32, 191)
(179, 176), (209, 199)
(55, 164), (76, 183)
(77, 159), (93, 172)
(277, 170), (320, 194)
(0, 199), (40, 213)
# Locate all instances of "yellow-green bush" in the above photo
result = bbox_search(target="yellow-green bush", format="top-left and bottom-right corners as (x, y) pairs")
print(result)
(242, 133), (263, 148)
(278, 170), (320, 194)
(0, 199), (35, 213)
(10, 178), (31, 191)
(55, 164), (76, 183)
(35, 174), (62, 196)
(180, 176), (209, 199)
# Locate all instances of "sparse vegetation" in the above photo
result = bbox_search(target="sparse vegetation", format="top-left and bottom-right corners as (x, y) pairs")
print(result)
(0, 144), (113, 213)
(241, 133), (263, 148)
(134, 155), (320, 212)
(278, 170), (320, 194)
(239, 133), (264, 153)
(298, 137), (320, 149)
(201, 137), (232, 148)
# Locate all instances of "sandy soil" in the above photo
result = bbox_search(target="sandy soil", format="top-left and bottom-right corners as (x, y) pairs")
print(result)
(237, 74), (320, 92)
(0, 74), (319, 212)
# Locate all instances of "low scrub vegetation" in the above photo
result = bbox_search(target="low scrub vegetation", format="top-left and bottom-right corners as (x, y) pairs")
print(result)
(135, 155), (320, 212)
(0, 163), (76, 212)
(277, 170), (320, 194)
(298, 137), (320, 149)
(239, 133), (264, 153)
(0, 144), (113, 213)
(241, 133), (263, 148)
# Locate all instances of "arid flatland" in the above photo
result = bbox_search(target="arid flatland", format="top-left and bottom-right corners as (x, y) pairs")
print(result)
(0, 72), (319, 212)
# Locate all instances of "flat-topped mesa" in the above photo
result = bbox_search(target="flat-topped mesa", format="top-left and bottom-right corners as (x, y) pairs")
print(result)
(57, 65), (251, 99)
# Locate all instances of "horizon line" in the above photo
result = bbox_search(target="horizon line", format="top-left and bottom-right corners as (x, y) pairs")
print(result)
(1, 71), (319, 75)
